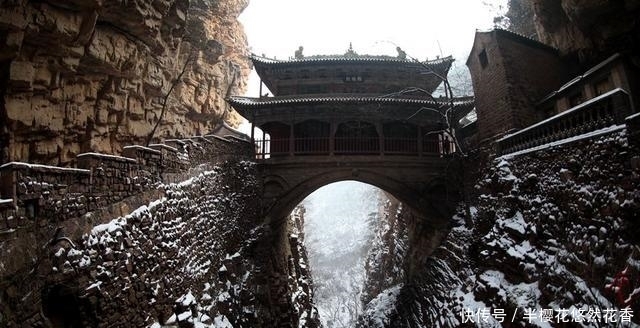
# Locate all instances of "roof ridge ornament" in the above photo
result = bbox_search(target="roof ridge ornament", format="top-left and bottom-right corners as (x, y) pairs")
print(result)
(345, 42), (357, 57)
(294, 46), (304, 59)
(396, 46), (407, 60)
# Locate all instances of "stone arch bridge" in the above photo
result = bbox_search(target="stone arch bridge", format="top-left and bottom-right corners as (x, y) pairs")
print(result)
(258, 153), (462, 227)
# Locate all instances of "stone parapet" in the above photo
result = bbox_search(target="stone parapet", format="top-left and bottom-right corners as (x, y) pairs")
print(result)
(626, 112), (640, 146)
(0, 134), (252, 232)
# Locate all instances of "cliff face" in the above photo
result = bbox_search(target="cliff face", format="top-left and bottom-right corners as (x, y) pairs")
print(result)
(359, 130), (640, 327)
(530, 0), (640, 61)
(360, 197), (407, 308)
(0, 0), (250, 165)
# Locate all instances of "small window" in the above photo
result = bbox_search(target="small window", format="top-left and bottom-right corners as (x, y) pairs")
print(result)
(478, 49), (489, 69)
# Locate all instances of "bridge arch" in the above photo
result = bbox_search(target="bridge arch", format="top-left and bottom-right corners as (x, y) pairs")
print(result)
(263, 167), (452, 227)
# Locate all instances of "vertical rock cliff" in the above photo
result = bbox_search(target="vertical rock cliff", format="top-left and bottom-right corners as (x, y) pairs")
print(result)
(529, 0), (639, 62)
(0, 0), (250, 165)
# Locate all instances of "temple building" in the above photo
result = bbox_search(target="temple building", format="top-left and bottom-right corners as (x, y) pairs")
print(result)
(227, 47), (474, 158)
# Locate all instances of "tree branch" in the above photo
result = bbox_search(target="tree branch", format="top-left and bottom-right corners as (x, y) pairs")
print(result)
(145, 51), (196, 146)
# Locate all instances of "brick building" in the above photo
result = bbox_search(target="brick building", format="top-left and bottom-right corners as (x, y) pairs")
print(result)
(466, 29), (570, 142)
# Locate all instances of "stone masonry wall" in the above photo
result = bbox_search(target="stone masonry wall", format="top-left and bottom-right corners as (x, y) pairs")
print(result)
(0, 134), (253, 326)
(0, 0), (251, 165)
(467, 32), (513, 142)
(42, 161), (262, 327)
(364, 126), (640, 327)
(497, 33), (570, 128)
(0, 134), (251, 231)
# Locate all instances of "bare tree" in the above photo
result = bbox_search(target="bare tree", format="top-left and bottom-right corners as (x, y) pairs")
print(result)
(145, 51), (196, 146)
(379, 51), (470, 158)
(444, 62), (474, 97)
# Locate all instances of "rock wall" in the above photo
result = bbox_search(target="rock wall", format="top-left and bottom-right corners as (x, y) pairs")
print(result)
(288, 208), (322, 328)
(357, 196), (408, 327)
(248, 207), (321, 327)
(0, 0), (250, 166)
(530, 0), (640, 62)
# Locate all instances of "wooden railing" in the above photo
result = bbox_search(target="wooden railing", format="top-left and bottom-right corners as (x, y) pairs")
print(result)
(335, 137), (379, 154)
(254, 137), (455, 158)
(497, 88), (633, 155)
(295, 138), (330, 154)
(385, 138), (418, 154)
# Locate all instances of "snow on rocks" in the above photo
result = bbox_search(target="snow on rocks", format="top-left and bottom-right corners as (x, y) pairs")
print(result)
(49, 161), (265, 327)
(360, 284), (403, 328)
(362, 129), (640, 327)
(465, 129), (640, 325)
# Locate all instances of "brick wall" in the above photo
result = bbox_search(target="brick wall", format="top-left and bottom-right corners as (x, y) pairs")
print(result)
(467, 30), (570, 142)
(498, 34), (570, 129)
(468, 32), (512, 142)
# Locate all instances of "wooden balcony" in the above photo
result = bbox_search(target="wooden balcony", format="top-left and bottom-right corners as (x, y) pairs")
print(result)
(254, 137), (455, 159)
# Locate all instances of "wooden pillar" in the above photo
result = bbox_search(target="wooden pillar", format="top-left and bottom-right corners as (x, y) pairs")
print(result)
(417, 126), (423, 157)
(259, 78), (263, 98)
(261, 130), (266, 159)
(330, 121), (337, 156)
(250, 114), (255, 146)
(376, 123), (384, 156)
(289, 121), (295, 156)
(250, 120), (255, 158)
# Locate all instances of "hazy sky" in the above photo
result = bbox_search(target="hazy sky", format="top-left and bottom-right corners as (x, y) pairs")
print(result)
(238, 0), (506, 96)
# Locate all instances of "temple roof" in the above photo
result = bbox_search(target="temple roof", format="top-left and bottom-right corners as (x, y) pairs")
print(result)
(251, 54), (455, 67)
(228, 94), (473, 108)
(250, 53), (455, 97)
(228, 94), (474, 128)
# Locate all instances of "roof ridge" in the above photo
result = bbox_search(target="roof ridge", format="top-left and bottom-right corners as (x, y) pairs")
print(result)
(493, 28), (559, 52)
(228, 95), (474, 107)
(250, 53), (454, 65)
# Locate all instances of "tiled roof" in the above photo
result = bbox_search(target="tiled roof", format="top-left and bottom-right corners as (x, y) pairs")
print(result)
(467, 28), (558, 66)
(493, 28), (558, 53)
(250, 54), (454, 66)
(227, 95), (474, 108)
